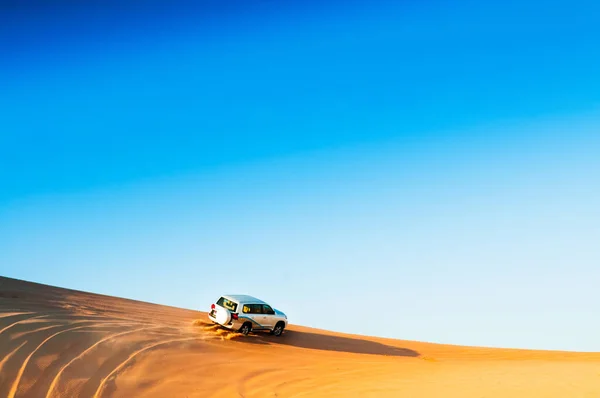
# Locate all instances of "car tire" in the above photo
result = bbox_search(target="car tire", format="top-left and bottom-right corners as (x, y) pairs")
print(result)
(239, 322), (252, 336)
(271, 322), (285, 337)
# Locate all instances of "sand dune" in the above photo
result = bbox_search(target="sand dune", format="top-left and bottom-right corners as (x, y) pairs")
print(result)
(0, 276), (598, 397)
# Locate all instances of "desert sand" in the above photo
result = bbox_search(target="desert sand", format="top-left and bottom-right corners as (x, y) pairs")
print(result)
(0, 276), (598, 397)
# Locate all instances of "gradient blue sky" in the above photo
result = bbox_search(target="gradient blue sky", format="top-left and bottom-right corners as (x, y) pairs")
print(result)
(1, 0), (599, 351)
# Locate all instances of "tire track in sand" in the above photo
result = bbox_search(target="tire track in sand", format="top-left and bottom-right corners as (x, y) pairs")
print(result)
(7, 322), (135, 398)
(0, 314), (51, 336)
(0, 311), (102, 337)
(45, 325), (162, 398)
(0, 312), (35, 319)
(0, 341), (27, 379)
(11, 323), (72, 339)
(92, 336), (203, 398)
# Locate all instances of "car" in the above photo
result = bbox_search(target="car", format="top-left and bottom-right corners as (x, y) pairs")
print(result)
(208, 294), (288, 336)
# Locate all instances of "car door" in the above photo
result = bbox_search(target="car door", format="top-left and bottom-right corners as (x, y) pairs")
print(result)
(242, 304), (261, 328)
(261, 304), (276, 329)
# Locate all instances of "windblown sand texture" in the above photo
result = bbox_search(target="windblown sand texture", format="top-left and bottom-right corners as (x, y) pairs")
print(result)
(0, 276), (598, 397)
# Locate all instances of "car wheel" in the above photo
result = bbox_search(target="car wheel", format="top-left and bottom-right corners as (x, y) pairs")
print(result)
(214, 307), (231, 325)
(239, 323), (252, 336)
(271, 322), (285, 337)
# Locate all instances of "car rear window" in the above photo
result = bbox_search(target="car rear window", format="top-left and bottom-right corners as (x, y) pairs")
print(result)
(217, 297), (238, 312)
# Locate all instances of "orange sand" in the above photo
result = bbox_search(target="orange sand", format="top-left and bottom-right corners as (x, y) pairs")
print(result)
(1, 276), (598, 397)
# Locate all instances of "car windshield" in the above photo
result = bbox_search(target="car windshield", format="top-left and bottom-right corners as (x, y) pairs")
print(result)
(217, 297), (238, 312)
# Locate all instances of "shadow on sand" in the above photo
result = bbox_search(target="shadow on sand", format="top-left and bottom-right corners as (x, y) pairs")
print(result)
(234, 330), (419, 357)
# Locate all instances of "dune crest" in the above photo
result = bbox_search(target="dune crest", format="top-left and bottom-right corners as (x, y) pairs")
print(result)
(0, 276), (598, 397)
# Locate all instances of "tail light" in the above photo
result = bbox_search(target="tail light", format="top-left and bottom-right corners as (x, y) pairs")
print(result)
(232, 313), (238, 320)
(211, 304), (215, 310)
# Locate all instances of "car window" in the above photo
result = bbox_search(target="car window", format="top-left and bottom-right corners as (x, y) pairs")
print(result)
(217, 297), (238, 312)
(263, 305), (275, 315)
(242, 304), (262, 314)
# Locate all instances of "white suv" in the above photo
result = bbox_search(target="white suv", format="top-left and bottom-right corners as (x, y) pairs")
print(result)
(208, 294), (288, 336)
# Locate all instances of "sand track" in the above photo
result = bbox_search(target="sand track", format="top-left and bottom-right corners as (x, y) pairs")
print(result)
(1, 276), (599, 397)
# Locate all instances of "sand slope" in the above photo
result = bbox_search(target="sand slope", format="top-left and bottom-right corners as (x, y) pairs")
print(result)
(0, 276), (598, 397)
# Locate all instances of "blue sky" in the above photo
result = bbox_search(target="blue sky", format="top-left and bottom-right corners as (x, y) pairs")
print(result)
(1, 0), (599, 351)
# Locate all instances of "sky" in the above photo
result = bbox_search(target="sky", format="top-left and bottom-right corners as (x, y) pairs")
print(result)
(1, 0), (599, 351)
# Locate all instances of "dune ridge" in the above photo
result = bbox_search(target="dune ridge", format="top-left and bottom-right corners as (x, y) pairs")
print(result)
(0, 276), (598, 397)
